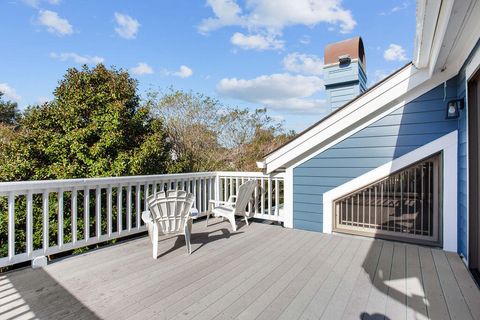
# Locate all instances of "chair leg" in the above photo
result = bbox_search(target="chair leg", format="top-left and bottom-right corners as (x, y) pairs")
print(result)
(205, 211), (210, 227)
(184, 223), (192, 254)
(244, 215), (249, 226)
(227, 214), (237, 232)
(152, 226), (159, 259)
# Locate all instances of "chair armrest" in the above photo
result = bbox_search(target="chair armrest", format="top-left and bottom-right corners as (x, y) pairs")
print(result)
(227, 195), (237, 203)
(209, 199), (234, 206)
(209, 199), (235, 212)
(141, 210), (153, 224)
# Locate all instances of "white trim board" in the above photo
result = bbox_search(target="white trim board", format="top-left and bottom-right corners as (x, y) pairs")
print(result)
(466, 43), (480, 80)
(322, 131), (458, 252)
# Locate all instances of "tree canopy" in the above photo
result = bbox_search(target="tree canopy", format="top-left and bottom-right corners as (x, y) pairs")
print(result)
(0, 64), (171, 181)
(0, 93), (20, 126)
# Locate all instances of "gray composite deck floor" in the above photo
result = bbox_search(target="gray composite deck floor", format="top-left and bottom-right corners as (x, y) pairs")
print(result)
(1, 219), (480, 320)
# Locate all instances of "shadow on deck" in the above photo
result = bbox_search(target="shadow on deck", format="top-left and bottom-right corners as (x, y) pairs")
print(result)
(1, 219), (479, 320)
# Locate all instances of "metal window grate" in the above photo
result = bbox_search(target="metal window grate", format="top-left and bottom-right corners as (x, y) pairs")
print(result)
(333, 154), (441, 245)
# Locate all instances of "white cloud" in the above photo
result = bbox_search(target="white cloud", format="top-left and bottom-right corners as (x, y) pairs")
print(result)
(23, 0), (60, 7)
(198, 0), (244, 34)
(50, 52), (104, 64)
(384, 44), (408, 62)
(0, 83), (22, 102)
(37, 10), (73, 36)
(199, 0), (356, 35)
(131, 62), (153, 75)
(230, 32), (284, 50)
(114, 13), (140, 39)
(173, 65), (193, 78)
(282, 52), (323, 76)
(379, 2), (409, 15)
(299, 35), (311, 45)
(217, 73), (325, 112)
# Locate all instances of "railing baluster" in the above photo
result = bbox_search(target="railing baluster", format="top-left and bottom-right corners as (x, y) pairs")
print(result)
(203, 178), (207, 213)
(196, 179), (200, 212)
(117, 185), (123, 234)
(261, 178), (265, 215)
(43, 191), (49, 253)
(275, 179), (279, 217)
(26, 191), (33, 257)
(8, 192), (15, 261)
(254, 180), (259, 214)
(136, 183), (141, 229)
(127, 184), (132, 231)
(58, 190), (64, 248)
(96, 186), (101, 239)
(107, 186), (112, 236)
(193, 179), (198, 209)
(72, 188), (77, 244)
(84, 188), (89, 241)
(268, 177), (272, 216)
(144, 183), (149, 212)
(223, 177), (227, 201)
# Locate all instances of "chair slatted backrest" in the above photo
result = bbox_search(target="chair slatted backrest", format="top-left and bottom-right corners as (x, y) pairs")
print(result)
(147, 190), (195, 234)
(234, 180), (257, 216)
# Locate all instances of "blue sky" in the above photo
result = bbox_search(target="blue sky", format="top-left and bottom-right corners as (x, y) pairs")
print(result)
(0, 0), (415, 132)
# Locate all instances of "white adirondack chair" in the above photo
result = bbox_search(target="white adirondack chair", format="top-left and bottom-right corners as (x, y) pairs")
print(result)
(206, 180), (257, 231)
(141, 190), (195, 259)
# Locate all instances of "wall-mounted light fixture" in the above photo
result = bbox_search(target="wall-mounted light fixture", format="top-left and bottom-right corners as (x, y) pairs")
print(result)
(445, 98), (464, 119)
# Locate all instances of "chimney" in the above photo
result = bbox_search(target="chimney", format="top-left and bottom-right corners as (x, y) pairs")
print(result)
(323, 37), (367, 111)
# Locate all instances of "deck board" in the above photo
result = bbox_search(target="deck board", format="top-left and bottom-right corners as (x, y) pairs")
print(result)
(0, 219), (478, 320)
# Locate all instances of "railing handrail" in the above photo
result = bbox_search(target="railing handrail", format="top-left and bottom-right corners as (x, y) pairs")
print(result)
(0, 171), (262, 194)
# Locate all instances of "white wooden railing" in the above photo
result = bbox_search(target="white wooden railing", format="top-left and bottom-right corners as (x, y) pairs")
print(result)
(0, 171), (284, 268)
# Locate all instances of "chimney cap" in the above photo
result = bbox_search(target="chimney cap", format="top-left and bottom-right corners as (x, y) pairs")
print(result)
(325, 37), (366, 67)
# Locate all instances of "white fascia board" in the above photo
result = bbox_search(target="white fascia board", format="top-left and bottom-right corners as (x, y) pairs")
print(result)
(413, 0), (442, 69)
(323, 131), (458, 252)
(427, 0), (455, 76)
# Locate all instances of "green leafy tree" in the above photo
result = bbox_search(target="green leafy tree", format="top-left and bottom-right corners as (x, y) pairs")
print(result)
(0, 93), (20, 125)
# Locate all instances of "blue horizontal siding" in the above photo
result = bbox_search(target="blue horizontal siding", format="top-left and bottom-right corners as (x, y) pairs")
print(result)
(293, 78), (459, 233)
(455, 39), (480, 259)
